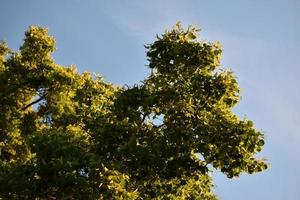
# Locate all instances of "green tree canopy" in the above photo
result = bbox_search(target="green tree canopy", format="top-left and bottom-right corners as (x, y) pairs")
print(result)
(0, 24), (268, 199)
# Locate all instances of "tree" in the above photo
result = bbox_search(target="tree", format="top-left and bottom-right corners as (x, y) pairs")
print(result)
(0, 23), (268, 199)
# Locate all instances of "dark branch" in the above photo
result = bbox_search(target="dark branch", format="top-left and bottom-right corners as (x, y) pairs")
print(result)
(21, 85), (56, 111)
(22, 95), (45, 111)
(141, 112), (147, 122)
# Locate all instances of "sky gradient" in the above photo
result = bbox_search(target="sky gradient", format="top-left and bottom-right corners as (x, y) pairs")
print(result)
(1, 0), (299, 199)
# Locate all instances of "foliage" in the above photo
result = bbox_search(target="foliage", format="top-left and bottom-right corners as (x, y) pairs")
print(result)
(0, 24), (268, 199)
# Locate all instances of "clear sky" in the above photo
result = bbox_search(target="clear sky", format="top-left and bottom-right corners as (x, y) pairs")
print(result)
(1, 0), (299, 199)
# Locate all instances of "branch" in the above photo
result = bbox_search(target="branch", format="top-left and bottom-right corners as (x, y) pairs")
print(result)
(22, 95), (45, 111)
(141, 112), (147, 122)
(21, 85), (56, 111)
(156, 123), (165, 129)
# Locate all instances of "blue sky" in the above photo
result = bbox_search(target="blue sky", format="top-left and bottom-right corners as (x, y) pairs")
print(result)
(1, 0), (299, 199)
